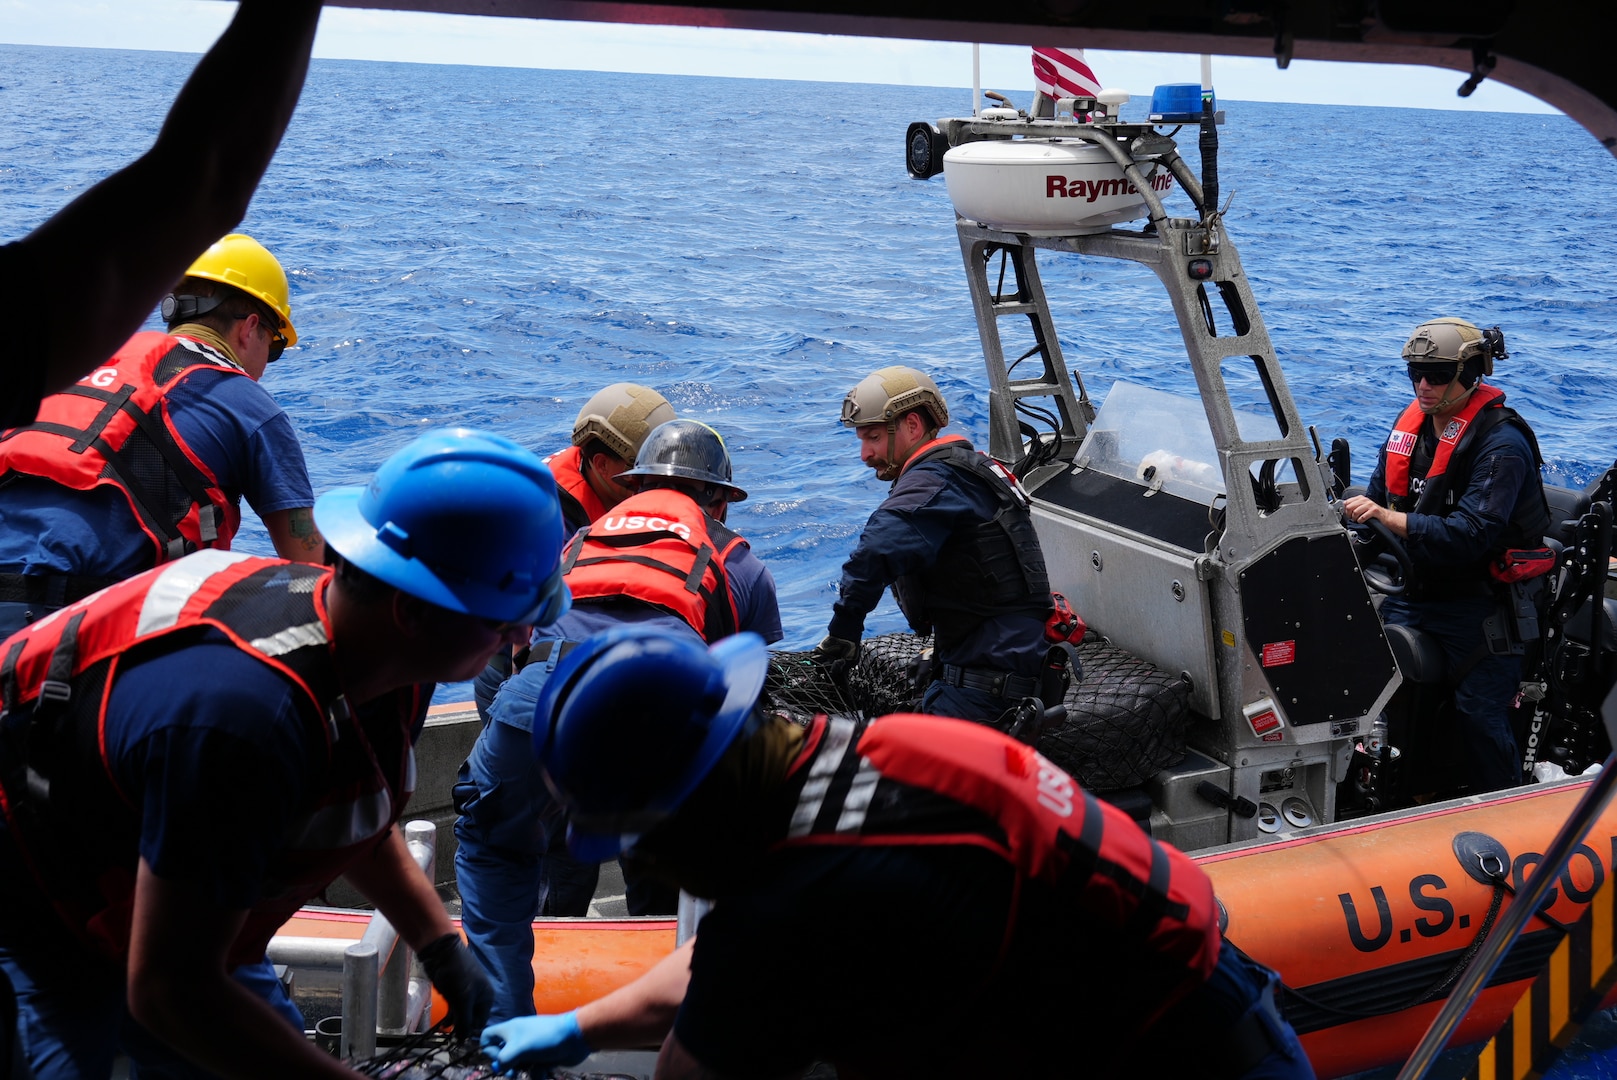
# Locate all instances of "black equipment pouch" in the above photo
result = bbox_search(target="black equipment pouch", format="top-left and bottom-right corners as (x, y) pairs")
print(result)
(1482, 578), (1546, 657)
(905, 646), (934, 696)
(1040, 642), (1079, 706)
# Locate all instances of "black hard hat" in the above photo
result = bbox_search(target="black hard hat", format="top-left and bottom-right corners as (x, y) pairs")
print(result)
(620, 419), (748, 502)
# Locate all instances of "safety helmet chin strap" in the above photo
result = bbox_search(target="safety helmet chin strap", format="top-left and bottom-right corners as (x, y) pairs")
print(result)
(882, 415), (943, 476)
(1419, 366), (1478, 416)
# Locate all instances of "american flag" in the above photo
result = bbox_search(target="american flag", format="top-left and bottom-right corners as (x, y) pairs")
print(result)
(1032, 47), (1102, 100)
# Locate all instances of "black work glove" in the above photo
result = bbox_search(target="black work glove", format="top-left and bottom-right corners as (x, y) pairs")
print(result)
(810, 635), (859, 664)
(418, 932), (494, 1037)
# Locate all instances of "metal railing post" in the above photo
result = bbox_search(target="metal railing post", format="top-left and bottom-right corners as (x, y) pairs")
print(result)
(274, 818), (441, 1057)
(676, 891), (710, 947)
(402, 819), (439, 1033)
(341, 942), (379, 1061)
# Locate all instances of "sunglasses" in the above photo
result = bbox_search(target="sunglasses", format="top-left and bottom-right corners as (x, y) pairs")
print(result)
(265, 330), (288, 364)
(238, 311), (288, 363)
(1406, 362), (1457, 387)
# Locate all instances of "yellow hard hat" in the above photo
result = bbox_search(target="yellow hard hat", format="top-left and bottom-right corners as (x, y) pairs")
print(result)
(182, 233), (297, 346)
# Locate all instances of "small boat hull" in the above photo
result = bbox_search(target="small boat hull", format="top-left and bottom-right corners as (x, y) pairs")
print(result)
(1201, 775), (1617, 1076)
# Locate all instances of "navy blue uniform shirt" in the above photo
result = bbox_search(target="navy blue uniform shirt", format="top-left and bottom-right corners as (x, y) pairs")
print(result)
(829, 453), (1045, 676)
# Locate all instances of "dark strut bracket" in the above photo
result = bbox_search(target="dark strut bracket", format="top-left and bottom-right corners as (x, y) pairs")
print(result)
(1457, 44), (1497, 98)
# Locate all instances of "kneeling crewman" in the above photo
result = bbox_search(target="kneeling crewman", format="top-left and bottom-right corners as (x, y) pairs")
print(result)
(815, 366), (1067, 724)
(479, 625), (1314, 1079)
(454, 419), (782, 1024)
(0, 428), (571, 1079)
(474, 382), (675, 721)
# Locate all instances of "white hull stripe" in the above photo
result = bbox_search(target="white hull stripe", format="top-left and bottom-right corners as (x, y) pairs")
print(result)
(788, 717), (857, 838)
(250, 620), (328, 658)
(135, 550), (253, 638)
(835, 757), (880, 833)
(289, 789), (394, 850)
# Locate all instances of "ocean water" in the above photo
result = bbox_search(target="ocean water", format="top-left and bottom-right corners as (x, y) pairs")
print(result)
(4, 43), (1617, 1076)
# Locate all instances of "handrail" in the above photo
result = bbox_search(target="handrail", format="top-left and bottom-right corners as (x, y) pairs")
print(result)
(267, 818), (439, 1055)
(676, 891), (710, 947)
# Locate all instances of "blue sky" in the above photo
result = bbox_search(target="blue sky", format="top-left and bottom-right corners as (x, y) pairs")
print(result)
(0, 0), (1553, 114)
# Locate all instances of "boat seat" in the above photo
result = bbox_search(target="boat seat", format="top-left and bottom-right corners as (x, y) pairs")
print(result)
(1384, 623), (1447, 684)
(1565, 595), (1617, 653)
(1543, 484), (1591, 548)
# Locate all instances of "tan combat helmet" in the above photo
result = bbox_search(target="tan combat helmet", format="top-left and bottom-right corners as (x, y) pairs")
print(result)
(840, 366), (950, 430)
(572, 383), (676, 463)
(1401, 317), (1498, 375)
(1401, 318), (1509, 415)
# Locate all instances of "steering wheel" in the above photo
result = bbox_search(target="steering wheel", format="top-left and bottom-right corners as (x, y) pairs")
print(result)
(1345, 515), (1416, 596)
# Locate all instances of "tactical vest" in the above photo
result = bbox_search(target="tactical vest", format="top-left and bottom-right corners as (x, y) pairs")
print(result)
(544, 445), (609, 534)
(559, 488), (744, 643)
(890, 436), (1051, 648)
(0, 551), (425, 965)
(0, 332), (245, 566)
(1382, 384), (1550, 572)
(780, 713), (1221, 1027)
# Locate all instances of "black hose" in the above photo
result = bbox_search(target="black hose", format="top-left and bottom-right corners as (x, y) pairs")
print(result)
(1198, 98), (1219, 220)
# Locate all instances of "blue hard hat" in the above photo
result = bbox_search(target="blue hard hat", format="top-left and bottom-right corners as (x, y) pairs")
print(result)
(315, 427), (572, 626)
(533, 627), (770, 861)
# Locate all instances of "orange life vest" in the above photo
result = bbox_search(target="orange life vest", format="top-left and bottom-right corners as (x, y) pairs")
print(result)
(544, 445), (610, 533)
(559, 488), (743, 642)
(0, 331), (244, 565)
(1383, 383), (1507, 506)
(0, 551), (425, 965)
(780, 713), (1221, 1028)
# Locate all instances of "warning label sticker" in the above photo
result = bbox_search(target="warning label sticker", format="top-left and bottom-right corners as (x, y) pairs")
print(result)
(1261, 640), (1296, 667)
(1247, 708), (1282, 736)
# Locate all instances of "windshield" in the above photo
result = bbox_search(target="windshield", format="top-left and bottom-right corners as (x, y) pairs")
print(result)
(1074, 380), (1282, 506)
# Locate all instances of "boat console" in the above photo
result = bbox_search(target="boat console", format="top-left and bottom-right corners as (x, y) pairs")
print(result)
(911, 86), (1402, 846)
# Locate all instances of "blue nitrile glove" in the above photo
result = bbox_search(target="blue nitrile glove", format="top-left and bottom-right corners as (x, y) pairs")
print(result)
(481, 1011), (592, 1072)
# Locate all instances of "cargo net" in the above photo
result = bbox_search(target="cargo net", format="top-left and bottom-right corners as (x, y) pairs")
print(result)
(826, 631), (1191, 792)
(763, 636), (927, 724)
(349, 1029), (643, 1079)
(763, 649), (860, 724)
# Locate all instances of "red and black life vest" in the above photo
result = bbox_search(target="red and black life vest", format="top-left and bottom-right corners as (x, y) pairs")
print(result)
(544, 445), (610, 534)
(0, 551), (425, 966)
(0, 331), (244, 566)
(890, 435), (1052, 647)
(559, 488), (744, 643)
(1382, 384), (1550, 557)
(779, 713), (1221, 1032)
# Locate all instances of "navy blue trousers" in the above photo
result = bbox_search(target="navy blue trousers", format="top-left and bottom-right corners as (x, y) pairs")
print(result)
(454, 676), (675, 1024)
(1380, 592), (1523, 792)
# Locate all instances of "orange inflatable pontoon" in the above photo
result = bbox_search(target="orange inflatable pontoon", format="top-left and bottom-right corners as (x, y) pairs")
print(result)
(279, 774), (1617, 1077)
